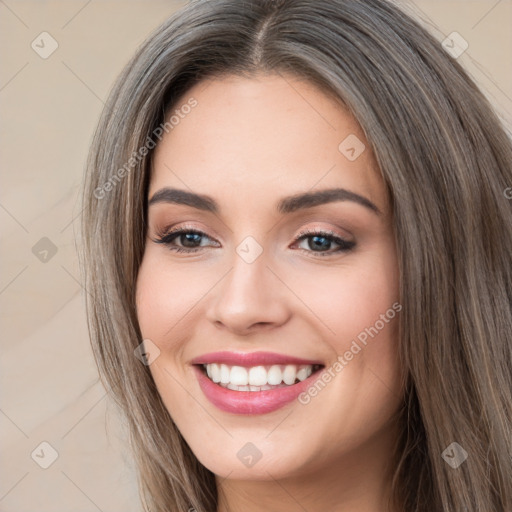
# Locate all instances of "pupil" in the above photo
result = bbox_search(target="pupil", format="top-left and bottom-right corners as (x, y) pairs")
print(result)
(310, 235), (329, 251)
(182, 233), (201, 247)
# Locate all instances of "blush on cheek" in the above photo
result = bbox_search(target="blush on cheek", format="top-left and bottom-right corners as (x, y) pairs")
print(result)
(136, 257), (210, 342)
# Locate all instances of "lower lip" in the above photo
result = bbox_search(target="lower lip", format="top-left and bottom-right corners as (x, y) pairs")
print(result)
(193, 365), (323, 415)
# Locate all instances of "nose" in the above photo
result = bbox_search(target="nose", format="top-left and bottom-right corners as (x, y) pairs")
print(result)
(205, 248), (291, 336)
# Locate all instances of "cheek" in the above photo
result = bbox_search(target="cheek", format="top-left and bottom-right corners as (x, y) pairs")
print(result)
(135, 253), (203, 413)
(290, 245), (400, 347)
(135, 251), (215, 342)
(294, 244), (402, 403)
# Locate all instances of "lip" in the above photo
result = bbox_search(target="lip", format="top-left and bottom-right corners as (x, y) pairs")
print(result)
(191, 353), (325, 415)
(190, 351), (324, 367)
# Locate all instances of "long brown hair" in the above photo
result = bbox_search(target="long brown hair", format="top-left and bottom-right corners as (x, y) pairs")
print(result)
(80, 0), (512, 510)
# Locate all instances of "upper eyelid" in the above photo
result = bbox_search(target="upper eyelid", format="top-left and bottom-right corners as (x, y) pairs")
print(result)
(155, 225), (352, 246)
(155, 223), (218, 241)
(156, 224), (344, 236)
(154, 229), (354, 261)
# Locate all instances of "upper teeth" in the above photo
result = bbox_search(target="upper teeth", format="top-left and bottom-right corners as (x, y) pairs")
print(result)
(204, 363), (315, 387)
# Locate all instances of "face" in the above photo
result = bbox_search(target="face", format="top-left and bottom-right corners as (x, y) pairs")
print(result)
(136, 73), (403, 481)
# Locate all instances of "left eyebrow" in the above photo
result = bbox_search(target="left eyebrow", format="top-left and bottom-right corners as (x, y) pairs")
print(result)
(148, 187), (381, 216)
(276, 187), (381, 216)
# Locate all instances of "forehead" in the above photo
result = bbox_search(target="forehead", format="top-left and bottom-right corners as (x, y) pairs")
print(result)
(150, 73), (388, 215)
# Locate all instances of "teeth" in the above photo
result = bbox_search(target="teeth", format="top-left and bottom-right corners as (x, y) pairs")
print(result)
(230, 366), (248, 386)
(283, 365), (297, 385)
(267, 365), (283, 385)
(248, 366), (267, 386)
(209, 363), (220, 383)
(203, 363), (317, 389)
(220, 364), (230, 384)
(296, 367), (310, 381)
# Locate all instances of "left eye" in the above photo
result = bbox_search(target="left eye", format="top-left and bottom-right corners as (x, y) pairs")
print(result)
(154, 228), (355, 256)
(293, 230), (356, 256)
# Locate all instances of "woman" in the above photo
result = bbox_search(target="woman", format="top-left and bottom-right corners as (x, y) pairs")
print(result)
(80, 0), (512, 510)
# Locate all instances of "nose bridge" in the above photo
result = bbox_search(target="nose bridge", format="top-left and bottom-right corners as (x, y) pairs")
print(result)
(226, 250), (265, 301)
(222, 241), (272, 312)
(206, 237), (290, 333)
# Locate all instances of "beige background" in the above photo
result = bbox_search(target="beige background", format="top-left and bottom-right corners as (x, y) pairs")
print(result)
(0, 1), (510, 511)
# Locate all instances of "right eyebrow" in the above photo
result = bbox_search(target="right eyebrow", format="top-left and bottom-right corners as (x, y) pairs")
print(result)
(148, 188), (218, 212)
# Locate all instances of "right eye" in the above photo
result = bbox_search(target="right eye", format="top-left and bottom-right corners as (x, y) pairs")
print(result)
(154, 226), (220, 253)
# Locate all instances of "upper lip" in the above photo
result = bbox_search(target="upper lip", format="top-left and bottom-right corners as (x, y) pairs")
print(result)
(190, 351), (325, 367)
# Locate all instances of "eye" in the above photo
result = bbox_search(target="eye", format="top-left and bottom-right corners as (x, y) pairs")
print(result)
(153, 226), (219, 253)
(153, 226), (356, 256)
(292, 228), (356, 256)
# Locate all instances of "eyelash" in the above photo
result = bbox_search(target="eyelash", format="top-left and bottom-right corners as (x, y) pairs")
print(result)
(154, 225), (356, 257)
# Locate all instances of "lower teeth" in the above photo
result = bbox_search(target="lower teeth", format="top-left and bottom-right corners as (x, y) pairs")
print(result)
(219, 381), (297, 392)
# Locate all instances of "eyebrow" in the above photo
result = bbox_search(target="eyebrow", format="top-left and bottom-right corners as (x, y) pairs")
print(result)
(148, 187), (381, 216)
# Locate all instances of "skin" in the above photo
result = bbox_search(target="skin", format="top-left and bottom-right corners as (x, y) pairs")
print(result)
(136, 73), (404, 512)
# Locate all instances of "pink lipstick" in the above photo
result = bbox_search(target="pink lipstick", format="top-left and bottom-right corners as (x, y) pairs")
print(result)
(191, 351), (325, 415)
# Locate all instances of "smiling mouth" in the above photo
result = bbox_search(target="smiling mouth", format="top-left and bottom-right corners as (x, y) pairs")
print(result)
(197, 363), (325, 392)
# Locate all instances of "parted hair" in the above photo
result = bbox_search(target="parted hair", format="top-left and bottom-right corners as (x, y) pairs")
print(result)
(80, 0), (512, 510)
